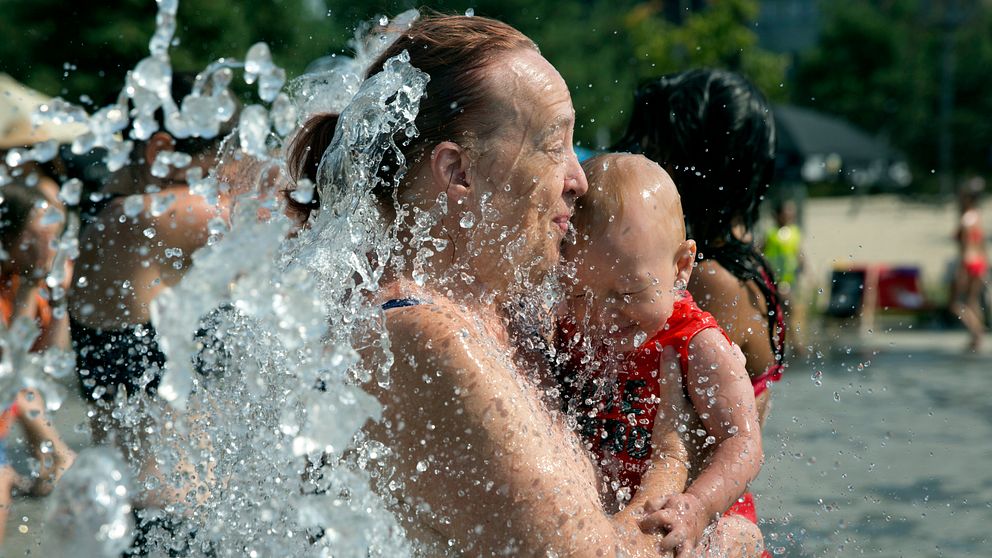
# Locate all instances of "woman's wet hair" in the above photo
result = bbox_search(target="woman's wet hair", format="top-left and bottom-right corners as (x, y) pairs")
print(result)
(284, 112), (340, 222)
(286, 14), (537, 220)
(615, 68), (785, 362)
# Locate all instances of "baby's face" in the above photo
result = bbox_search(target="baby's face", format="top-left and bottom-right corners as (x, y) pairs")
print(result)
(566, 182), (683, 353)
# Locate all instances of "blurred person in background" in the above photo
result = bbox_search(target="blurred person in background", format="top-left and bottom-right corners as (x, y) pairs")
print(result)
(950, 177), (988, 352)
(67, 73), (246, 555)
(1, 183), (69, 351)
(761, 198), (806, 354)
(614, 69), (783, 554)
(0, 183), (76, 545)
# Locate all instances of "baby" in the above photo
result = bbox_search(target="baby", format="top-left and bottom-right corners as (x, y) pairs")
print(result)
(559, 153), (765, 556)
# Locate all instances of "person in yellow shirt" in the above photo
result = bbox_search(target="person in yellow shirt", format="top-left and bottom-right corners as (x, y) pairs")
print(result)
(762, 199), (805, 352)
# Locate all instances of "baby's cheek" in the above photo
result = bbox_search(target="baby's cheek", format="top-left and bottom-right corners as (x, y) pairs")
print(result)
(639, 297), (674, 330)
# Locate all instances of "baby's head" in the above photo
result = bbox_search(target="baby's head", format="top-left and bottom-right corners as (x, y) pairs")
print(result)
(564, 153), (696, 352)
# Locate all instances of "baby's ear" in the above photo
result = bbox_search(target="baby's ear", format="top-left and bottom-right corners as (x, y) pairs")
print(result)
(675, 239), (696, 285)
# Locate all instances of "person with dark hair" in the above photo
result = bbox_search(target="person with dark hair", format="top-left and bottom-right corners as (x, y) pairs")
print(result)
(950, 177), (988, 351)
(285, 14), (717, 556)
(69, 71), (239, 406)
(614, 68), (784, 551)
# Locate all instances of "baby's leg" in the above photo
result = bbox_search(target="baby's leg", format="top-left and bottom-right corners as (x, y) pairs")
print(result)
(693, 515), (764, 558)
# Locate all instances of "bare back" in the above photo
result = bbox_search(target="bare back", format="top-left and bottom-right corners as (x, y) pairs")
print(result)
(71, 187), (221, 328)
(688, 260), (774, 421)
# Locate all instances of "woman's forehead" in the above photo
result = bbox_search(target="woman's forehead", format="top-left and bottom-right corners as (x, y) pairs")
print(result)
(487, 51), (573, 126)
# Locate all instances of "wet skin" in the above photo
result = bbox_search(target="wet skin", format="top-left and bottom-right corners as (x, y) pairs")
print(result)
(363, 49), (704, 556)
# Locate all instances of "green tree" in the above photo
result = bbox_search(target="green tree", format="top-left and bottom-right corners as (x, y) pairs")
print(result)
(794, 0), (992, 188)
(0, 0), (789, 148)
(0, 0), (342, 107)
(623, 0), (789, 103)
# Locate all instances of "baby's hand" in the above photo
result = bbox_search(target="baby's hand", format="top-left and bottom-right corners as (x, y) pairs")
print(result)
(638, 492), (709, 557)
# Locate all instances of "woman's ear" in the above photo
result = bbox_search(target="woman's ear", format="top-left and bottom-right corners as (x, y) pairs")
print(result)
(430, 141), (471, 203)
(675, 239), (696, 286)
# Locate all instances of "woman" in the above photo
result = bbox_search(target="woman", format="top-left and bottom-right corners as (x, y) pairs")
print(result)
(614, 69), (785, 423)
(950, 178), (988, 351)
(286, 15), (749, 557)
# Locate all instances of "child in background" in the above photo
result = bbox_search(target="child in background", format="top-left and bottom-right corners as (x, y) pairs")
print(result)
(1, 182), (77, 543)
(0, 389), (77, 543)
(761, 198), (805, 354)
(559, 154), (764, 557)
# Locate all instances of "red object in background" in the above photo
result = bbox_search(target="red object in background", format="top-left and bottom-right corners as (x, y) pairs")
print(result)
(827, 264), (927, 314)
(875, 266), (926, 310)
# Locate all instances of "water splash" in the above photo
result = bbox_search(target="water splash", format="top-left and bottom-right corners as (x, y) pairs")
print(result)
(5, 2), (433, 554)
(46, 447), (134, 558)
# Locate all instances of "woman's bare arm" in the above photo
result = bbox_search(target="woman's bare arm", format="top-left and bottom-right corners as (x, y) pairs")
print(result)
(369, 303), (669, 557)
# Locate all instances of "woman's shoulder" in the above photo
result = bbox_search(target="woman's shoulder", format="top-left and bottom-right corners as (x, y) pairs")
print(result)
(379, 293), (490, 358)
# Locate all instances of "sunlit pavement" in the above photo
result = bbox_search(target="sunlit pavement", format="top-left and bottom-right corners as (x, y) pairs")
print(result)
(755, 328), (990, 557)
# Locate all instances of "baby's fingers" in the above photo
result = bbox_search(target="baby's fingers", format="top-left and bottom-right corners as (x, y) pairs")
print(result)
(642, 495), (670, 516)
(639, 508), (678, 535)
(657, 521), (687, 552)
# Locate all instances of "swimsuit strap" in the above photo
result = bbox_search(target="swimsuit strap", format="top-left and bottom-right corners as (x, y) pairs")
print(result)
(381, 298), (422, 310)
(752, 363), (785, 397)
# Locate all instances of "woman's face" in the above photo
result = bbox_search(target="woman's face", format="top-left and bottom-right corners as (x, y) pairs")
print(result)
(460, 49), (588, 286)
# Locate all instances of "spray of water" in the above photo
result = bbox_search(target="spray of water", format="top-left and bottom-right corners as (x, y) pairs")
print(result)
(1, 2), (439, 555)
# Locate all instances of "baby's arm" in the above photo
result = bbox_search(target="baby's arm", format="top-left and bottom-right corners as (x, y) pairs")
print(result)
(614, 347), (690, 530)
(640, 328), (763, 555)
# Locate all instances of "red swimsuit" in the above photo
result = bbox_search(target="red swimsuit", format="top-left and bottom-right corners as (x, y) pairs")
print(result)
(560, 294), (770, 526)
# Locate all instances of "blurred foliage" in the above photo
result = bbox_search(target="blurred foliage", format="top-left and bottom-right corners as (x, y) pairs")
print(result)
(625, 0), (788, 103)
(794, 0), (992, 186)
(0, 0), (343, 108)
(0, 0), (787, 147)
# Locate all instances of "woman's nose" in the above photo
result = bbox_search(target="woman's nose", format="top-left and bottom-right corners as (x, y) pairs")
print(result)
(564, 153), (589, 198)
